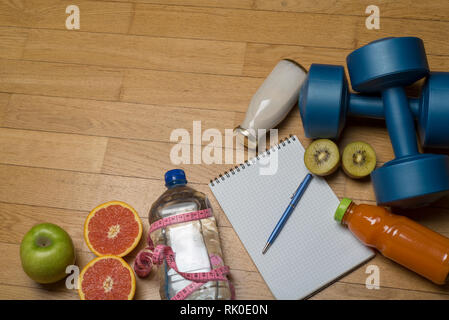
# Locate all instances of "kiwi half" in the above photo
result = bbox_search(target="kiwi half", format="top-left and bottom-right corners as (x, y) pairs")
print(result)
(304, 139), (340, 176)
(342, 141), (377, 179)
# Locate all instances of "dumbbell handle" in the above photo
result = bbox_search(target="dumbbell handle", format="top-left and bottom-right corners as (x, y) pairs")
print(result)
(348, 93), (421, 157)
(383, 87), (420, 158)
(346, 90), (420, 157)
(348, 94), (419, 119)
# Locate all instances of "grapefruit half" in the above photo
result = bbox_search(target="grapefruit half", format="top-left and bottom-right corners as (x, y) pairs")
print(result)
(78, 255), (136, 300)
(84, 201), (142, 257)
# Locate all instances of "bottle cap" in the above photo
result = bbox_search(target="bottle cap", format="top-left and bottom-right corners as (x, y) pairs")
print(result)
(334, 198), (353, 223)
(165, 169), (187, 187)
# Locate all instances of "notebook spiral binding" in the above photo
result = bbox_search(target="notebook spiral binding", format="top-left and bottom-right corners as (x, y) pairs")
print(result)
(209, 135), (296, 187)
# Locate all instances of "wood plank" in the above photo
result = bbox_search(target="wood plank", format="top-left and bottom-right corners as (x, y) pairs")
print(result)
(0, 96), (348, 202)
(0, 128), (108, 172)
(101, 136), (346, 193)
(0, 164), (236, 227)
(252, 0), (449, 22)
(4, 95), (442, 210)
(312, 282), (449, 300)
(4, 201), (449, 298)
(0, 202), (87, 246)
(0, 200), (226, 245)
(0, 241), (159, 299)
(2, 94), (236, 142)
(9, 279), (447, 301)
(243, 44), (350, 77)
(243, 44), (449, 78)
(100, 0), (254, 10)
(0, 161), (343, 239)
(0, 157), (448, 298)
(121, 68), (261, 111)
(0, 164), (155, 217)
(0, 202), (255, 272)
(344, 177), (449, 209)
(0, 0), (133, 33)
(23, 28), (246, 76)
(1, 94), (394, 166)
(339, 119), (394, 164)
(341, 254), (449, 296)
(0, 241), (271, 300)
(356, 18), (449, 56)
(130, 4), (358, 48)
(103, 0), (449, 22)
(0, 59), (123, 101)
(0, 93), (10, 119)
(130, 4), (449, 56)
(0, 284), (78, 300)
(0, 27), (28, 60)
(102, 138), (231, 184)
(5, 201), (449, 296)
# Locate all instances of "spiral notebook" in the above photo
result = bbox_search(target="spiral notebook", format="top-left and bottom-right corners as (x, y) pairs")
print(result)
(209, 136), (374, 300)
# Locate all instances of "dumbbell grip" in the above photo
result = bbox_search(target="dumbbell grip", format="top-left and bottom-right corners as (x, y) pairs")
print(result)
(348, 94), (419, 119)
(382, 87), (419, 158)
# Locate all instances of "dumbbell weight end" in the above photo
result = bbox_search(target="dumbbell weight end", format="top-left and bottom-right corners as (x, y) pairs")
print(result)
(371, 154), (449, 208)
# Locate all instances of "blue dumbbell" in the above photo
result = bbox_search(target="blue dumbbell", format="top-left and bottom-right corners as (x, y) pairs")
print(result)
(299, 64), (449, 149)
(346, 37), (449, 208)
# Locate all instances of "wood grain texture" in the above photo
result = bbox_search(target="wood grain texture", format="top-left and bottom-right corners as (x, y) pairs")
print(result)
(0, 164), (156, 216)
(243, 44), (350, 77)
(0, 92), (10, 115)
(243, 44), (449, 77)
(0, 59), (123, 101)
(2, 0), (449, 300)
(0, 128), (108, 172)
(0, 0), (133, 33)
(4, 199), (449, 298)
(2, 94), (236, 142)
(356, 18), (449, 56)
(311, 282), (449, 300)
(0, 164), (234, 227)
(120, 68), (261, 111)
(0, 241), (271, 300)
(23, 28), (246, 76)
(0, 27), (28, 59)
(130, 4), (358, 48)
(100, 0), (449, 22)
(0, 202), (254, 272)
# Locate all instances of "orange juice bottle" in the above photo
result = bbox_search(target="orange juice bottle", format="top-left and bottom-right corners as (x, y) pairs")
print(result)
(335, 198), (449, 284)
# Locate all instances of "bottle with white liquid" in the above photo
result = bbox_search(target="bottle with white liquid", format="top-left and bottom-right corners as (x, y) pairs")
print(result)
(235, 59), (307, 148)
(149, 169), (231, 300)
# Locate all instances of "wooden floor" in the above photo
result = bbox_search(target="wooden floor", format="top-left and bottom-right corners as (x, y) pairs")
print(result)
(2, 0), (449, 300)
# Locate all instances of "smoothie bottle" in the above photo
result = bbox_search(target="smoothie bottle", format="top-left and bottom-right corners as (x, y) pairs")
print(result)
(335, 198), (449, 284)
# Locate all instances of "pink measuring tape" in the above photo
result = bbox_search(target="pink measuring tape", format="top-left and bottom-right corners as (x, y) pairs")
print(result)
(133, 208), (235, 300)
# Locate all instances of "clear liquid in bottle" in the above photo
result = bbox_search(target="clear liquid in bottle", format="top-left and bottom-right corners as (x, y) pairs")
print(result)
(149, 169), (231, 300)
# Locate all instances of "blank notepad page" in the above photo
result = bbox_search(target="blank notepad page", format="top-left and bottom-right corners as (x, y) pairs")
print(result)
(209, 136), (374, 300)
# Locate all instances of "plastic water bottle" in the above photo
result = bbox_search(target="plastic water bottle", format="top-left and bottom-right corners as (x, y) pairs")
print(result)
(149, 169), (232, 300)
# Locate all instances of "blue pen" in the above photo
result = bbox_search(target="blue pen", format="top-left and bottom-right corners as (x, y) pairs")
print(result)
(262, 173), (313, 254)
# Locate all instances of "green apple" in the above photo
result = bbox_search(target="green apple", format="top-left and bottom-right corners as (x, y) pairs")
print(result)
(20, 223), (76, 284)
